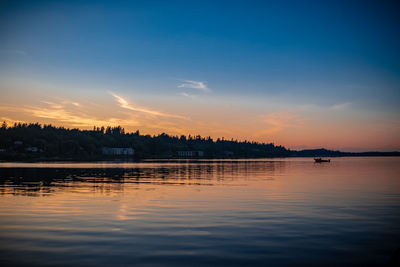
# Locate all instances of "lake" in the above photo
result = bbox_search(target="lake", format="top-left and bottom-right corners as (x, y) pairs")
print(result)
(0, 157), (399, 266)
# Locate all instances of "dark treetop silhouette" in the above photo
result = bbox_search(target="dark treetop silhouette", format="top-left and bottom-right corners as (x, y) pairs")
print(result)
(0, 122), (398, 161)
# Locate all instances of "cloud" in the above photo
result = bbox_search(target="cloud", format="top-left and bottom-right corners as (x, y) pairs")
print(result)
(110, 92), (187, 120)
(0, 104), (134, 127)
(0, 116), (25, 126)
(30, 107), (130, 126)
(178, 80), (211, 92)
(0, 89), (197, 136)
(41, 101), (63, 109)
(331, 102), (351, 110)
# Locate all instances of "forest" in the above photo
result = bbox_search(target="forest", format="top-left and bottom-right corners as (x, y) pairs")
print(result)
(0, 122), (290, 160)
(1, 122), (398, 161)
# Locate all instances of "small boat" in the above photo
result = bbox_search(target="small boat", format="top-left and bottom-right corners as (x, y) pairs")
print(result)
(314, 157), (330, 163)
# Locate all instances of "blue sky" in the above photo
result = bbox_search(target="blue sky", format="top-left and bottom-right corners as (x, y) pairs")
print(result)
(0, 0), (399, 151)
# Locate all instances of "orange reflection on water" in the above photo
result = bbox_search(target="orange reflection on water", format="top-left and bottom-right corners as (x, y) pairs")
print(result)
(1, 157), (400, 266)
(1, 158), (399, 220)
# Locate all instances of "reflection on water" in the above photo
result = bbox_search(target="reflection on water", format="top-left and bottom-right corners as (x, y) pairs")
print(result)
(0, 158), (399, 266)
(0, 161), (283, 197)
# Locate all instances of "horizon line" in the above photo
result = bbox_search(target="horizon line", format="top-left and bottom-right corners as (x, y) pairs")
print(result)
(2, 120), (399, 154)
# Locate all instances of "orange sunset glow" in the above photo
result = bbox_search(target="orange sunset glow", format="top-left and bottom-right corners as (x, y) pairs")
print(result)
(1, 0), (400, 153)
(1, 2), (400, 267)
(1, 85), (399, 151)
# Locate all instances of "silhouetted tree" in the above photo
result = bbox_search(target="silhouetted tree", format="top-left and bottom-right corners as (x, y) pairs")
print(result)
(0, 122), (297, 160)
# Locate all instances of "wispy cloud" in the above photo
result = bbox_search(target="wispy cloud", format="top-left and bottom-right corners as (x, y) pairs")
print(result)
(0, 104), (132, 127)
(178, 80), (211, 92)
(110, 92), (187, 120)
(41, 101), (63, 109)
(42, 100), (82, 109)
(331, 102), (351, 110)
(0, 116), (25, 126)
(30, 107), (129, 126)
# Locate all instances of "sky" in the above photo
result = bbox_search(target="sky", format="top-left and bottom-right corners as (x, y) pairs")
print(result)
(0, 0), (399, 152)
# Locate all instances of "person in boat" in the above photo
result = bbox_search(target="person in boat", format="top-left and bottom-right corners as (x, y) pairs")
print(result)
(314, 157), (330, 162)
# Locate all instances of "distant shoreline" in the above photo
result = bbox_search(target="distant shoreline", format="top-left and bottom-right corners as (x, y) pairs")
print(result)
(0, 152), (399, 164)
(1, 123), (399, 162)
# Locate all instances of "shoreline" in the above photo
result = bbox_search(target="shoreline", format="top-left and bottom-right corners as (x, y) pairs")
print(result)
(1, 154), (399, 164)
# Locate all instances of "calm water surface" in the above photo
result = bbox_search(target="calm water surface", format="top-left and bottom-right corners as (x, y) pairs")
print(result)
(0, 157), (399, 266)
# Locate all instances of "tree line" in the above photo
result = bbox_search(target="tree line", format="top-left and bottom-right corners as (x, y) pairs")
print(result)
(0, 122), (290, 160)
